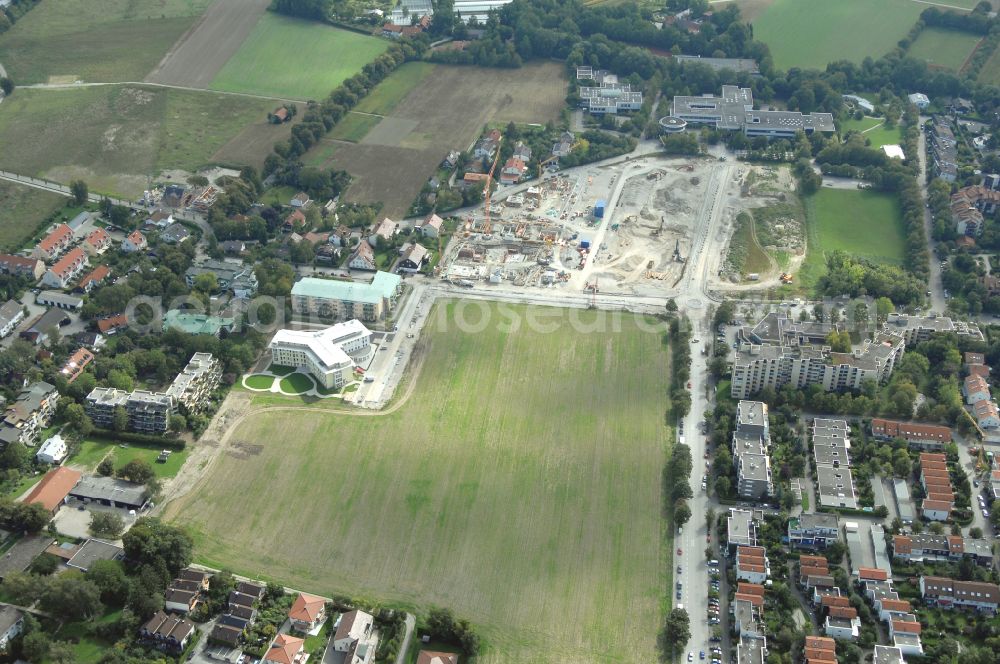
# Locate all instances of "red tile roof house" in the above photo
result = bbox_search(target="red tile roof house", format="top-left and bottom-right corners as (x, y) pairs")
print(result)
(288, 592), (326, 633)
(32, 224), (74, 262)
(284, 209), (307, 231)
(77, 265), (110, 293)
(417, 652), (459, 664)
(499, 157), (528, 185)
(23, 466), (82, 515)
(870, 418), (951, 449)
(122, 230), (147, 253)
(60, 347), (94, 384)
(41, 247), (87, 289)
(264, 633), (307, 664)
(97, 314), (129, 335)
(83, 228), (111, 256)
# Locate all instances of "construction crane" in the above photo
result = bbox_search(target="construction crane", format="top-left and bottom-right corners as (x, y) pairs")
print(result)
(482, 137), (503, 235)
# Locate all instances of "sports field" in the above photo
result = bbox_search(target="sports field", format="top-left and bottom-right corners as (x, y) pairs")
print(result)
(840, 117), (903, 149)
(209, 14), (389, 100)
(0, 86), (277, 196)
(907, 28), (981, 71)
(0, 181), (67, 251)
(0, 0), (210, 84)
(753, 0), (924, 70)
(308, 62), (567, 217)
(796, 188), (906, 289)
(166, 302), (670, 663)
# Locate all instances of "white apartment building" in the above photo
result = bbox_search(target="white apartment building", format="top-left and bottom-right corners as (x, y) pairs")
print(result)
(269, 320), (373, 390)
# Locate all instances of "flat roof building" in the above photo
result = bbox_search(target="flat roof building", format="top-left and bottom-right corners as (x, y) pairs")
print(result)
(292, 272), (401, 323)
(673, 85), (835, 139)
(816, 465), (858, 509)
(269, 320), (373, 390)
(69, 476), (150, 511)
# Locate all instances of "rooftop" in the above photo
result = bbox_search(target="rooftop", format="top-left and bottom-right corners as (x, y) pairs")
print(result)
(292, 272), (401, 304)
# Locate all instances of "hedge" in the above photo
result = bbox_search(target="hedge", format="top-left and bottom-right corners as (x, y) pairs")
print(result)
(88, 429), (186, 450)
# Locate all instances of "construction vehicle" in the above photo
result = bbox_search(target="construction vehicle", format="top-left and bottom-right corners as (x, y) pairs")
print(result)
(779, 273), (793, 284)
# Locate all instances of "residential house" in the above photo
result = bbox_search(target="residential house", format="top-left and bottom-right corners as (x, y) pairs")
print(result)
(160, 223), (192, 244)
(122, 231), (147, 253)
(893, 533), (993, 565)
(870, 418), (951, 450)
(727, 508), (757, 550)
(473, 129), (502, 160)
(164, 353), (222, 413)
(0, 300), (24, 338)
(736, 546), (769, 584)
(397, 243), (428, 273)
(97, 314), (129, 335)
(333, 610), (376, 664)
(732, 400), (773, 501)
(60, 347), (94, 384)
(0, 604), (23, 652)
(920, 576), (1000, 612)
(0, 254), (45, 280)
(417, 652), (459, 664)
(552, 131), (574, 158)
(140, 611), (195, 654)
(145, 209), (173, 228)
(368, 218), (398, 248)
(285, 209), (307, 231)
(1, 381), (58, 445)
(349, 241), (378, 271)
(221, 240), (246, 254)
(803, 636), (836, 664)
(35, 434), (68, 464)
(41, 247), (87, 289)
(77, 265), (110, 293)
(442, 150), (461, 169)
(23, 466), (82, 515)
(165, 584), (201, 614)
(20, 309), (70, 345)
(291, 192), (311, 208)
(974, 399), (1000, 428)
(82, 228), (111, 256)
(787, 513), (840, 550)
(416, 213), (443, 239)
(499, 157), (528, 185)
(316, 244), (341, 263)
(964, 375), (991, 404)
(824, 605), (860, 640)
(873, 645), (905, 664)
(32, 224), (74, 261)
(289, 592), (327, 633)
(263, 633), (306, 664)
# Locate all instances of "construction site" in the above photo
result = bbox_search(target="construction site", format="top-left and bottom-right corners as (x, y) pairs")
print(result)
(436, 153), (794, 298)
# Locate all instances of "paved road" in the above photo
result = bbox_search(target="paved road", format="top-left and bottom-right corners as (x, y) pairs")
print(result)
(916, 116), (948, 314)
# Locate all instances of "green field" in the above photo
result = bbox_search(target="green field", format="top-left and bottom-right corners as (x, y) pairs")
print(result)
(0, 86), (276, 196)
(245, 374), (275, 390)
(841, 117), (903, 149)
(70, 440), (189, 480)
(353, 62), (437, 115)
(797, 188), (906, 290)
(753, 0), (924, 70)
(168, 302), (670, 663)
(0, 0), (210, 84)
(279, 373), (315, 394)
(0, 181), (68, 251)
(209, 14), (390, 100)
(980, 45), (1000, 86)
(329, 113), (382, 142)
(907, 27), (982, 71)
(728, 212), (772, 276)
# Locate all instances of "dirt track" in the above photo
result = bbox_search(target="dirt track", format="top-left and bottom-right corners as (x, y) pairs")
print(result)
(145, 0), (270, 88)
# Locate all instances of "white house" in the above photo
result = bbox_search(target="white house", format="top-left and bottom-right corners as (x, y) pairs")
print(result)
(333, 609), (376, 664)
(0, 605), (24, 651)
(908, 93), (930, 109)
(41, 247), (87, 289)
(122, 231), (147, 253)
(824, 609), (861, 641)
(348, 242), (378, 271)
(416, 214), (443, 239)
(368, 218), (398, 248)
(974, 400), (1000, 429)
(0, 300), (25, 339)
(36, 434), (68, 465)
(963, 375), (991, 405)
(290, 192), (311, 208)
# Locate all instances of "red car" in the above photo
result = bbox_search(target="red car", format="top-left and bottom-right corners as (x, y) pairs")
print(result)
(687, 382), (692, 389)
(677, 547), (683, 556)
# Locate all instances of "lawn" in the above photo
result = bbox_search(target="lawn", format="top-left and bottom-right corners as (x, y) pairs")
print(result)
(753, 0), (924, 70)
(329, 113), (382, 143)
(727, 212), (772, 277)
(167, 302), (671, 664)
(978, 44), (1000, 86)
(209, 13), (390, 100)
(353, 62), (437, 116)
(0, 86), (276, 197)
(0, 180), (67, 251)
(907, 27), (982, 71)
(279, 373), (315, 394)
(841, 117), (903, 149)
(57, 608), (122, 664)
(796, 188), (906, 291)
(0, 0), (210, 84)
(245, 375), (275, 390)
(69, 440), (189, 479)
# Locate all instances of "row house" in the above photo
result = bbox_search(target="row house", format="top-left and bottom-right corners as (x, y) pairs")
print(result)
(787, 512), (839, 551)
(919, 452), (954, 521)
(0, 254), (45, 280)
(32, 224), (74, 262)
(139, 611), (195, 654)
(736, 545), (769, 584)
(870, 418), (951, 450)
(210, 581), (265, 647)
(41, 247), (87, 289)
(165, 568), (211, 614)
(83, 228), (111, 256)
(920, 576), (1000, 613)
(804, 636), (836, 664)
(859, 573), (924, 656)
(892, 533), (993, 566)
(0, 381), (59, 447)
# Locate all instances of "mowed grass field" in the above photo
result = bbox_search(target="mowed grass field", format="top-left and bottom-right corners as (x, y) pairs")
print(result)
(70, 440), (189, 480)
(209, 14), (389, 100)
(167, 302), (670, 663)
(0, 86), (276, 197)
(0, 0), (210, 84)
(753, 0), (924, 70)
(0, 181), (67, 251)
(796, 188), (906, 289)
(309, 62), (567, 217)
(980, 45), (1000, 86)
(840, 117), (903, 149)
(907, 28), (981, 71)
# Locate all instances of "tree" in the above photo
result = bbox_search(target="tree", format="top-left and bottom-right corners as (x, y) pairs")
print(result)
(97, 457), (115, 476)
(40, 572), (102, 621)
(69, 180), (89, 205)
(90, 511), (125, 538)
(15, 502), (51, 533)
(169, 414), (187, 432)
(660, 608), (690, 654)
(714, 475), (731, 497)
(122, 518), (193, 576)
(665, 298), (678, 313)
(112, 405), (129, 432)
(193, 273), (219, 293)
(88, 560), (129, 605)
(674, 499), (692, 527)
(22, 631), (50, 663)
(970, 526), (983, 539)
(116, 459), (155, 485)
(2, 571), (50, 605)
(0, 77), (13, 96)
(29, 553), (59, 576)
(63, 402), (93, 435)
